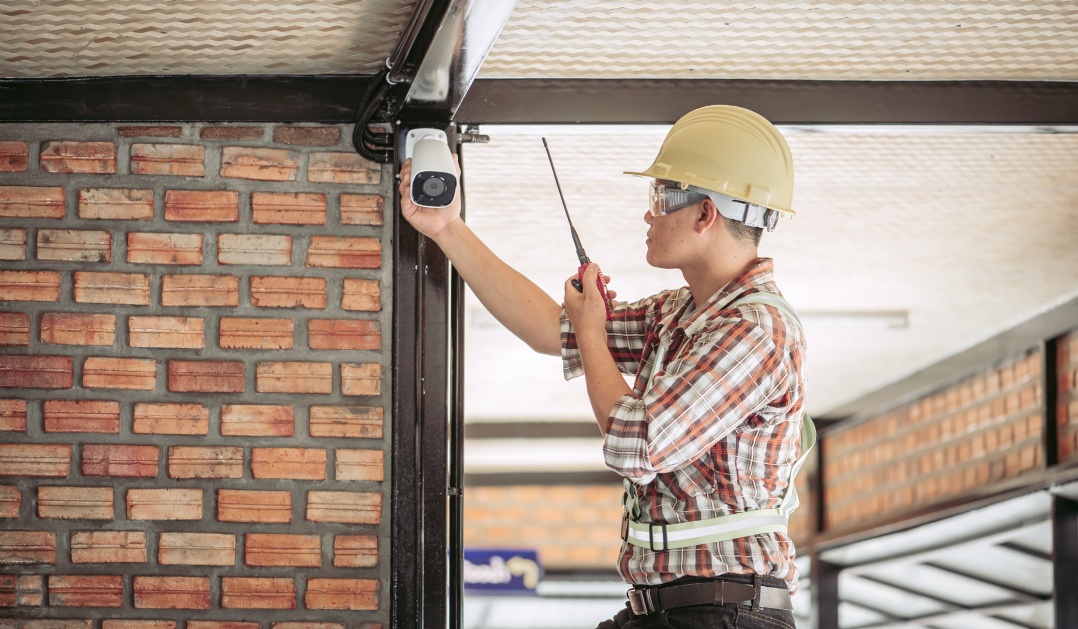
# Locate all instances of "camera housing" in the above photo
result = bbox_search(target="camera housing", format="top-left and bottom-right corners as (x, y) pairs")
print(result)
(405, 129), (457, 208)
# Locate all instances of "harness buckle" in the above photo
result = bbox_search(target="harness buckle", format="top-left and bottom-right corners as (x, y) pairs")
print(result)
(620, 512), (629, 542)
(648, 522), (668, 551)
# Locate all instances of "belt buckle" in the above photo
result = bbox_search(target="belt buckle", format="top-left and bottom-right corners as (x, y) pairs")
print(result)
(627, 589), (650, 616)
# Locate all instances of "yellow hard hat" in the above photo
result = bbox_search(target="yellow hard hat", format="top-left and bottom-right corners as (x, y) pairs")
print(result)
(625, 105), (795, 216)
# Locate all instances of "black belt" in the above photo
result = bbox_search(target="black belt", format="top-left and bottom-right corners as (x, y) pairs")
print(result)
(627, 576), (792, 616)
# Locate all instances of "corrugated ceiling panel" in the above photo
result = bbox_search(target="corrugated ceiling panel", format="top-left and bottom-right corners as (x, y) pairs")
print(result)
(482, 1), (1078, 80)
(0, 0), (417, 77)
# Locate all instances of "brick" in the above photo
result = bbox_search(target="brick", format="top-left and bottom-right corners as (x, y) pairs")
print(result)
(48, 575), (123, 607)
(168, 360), (244, 393)
(162, 274), (239, 307)
(0, 186), (65, 218)
(342, 278), (380, 311)
(0, 141), (28, 171)
(251, 191), (327, 225)
(188, 624), (258, 629)
(0, 400), (26, 432)
(83, 357), (156, 390)
(38, 486), (113, 519)
(103, 622), (176, 629)
(0, 531), (56, 564)
(342, 363), (381, 397)
(0, 485), (19, 517)
(218, 233), (292, 265)
(309, 319), (380, 351)
(336, 449), (384, 482)
(126, 488), (202, 520)
(134, 576), (211, 609)
(333, 535), (377, 568)
(221, 147), (298, 181)
(40, 141), (116, 174)
(70, 531), (147, 563)
(127, 232), (203, 265)
(219, 317), (293, 350)
(273, 126), (341, 146)
(0, 443), (70, 476)
(200, 126), (264, 141)
(168, 446), (243, 479)
(40, 313), (116, 346)
(257, 362), (332, 394)
(16, 574), (44, 605)
(221, 405), (294, 437)
(44, 400), (120, 433)
(307, 491), (381, 524)
(245, 534), (320, 567)
(305, 579), (378, 611)
(16, 621), (93, 629)
(117, 126), (183, 138)
(250, 276), (327, 309)
(271, 624), (344, 629)
(251, 448), (326, 480)
(36, 229), (111, 262)
(217, 489), (291, 523)
(129, 315), (204, 349)
(0, 355), (73, 389)
(74, 271), (150, 305)
(0, 228), (26, 260)
(221, 577), (296, 609)
(308, 405), (383, 439)
(82, 444), (159, 477)
(0, 270), (61, 301)
(164, 190), (239, 222)
(340, 194), (384, 226)
(133, 402), (208, 435)
(131, 143), (205, 176)
(158, 532), (235, 565)
(0, 312), (30, 345)
(1, 575), (20, 606)
(79, 188), (154, 220)
(308, 152), (380, 184)
(307, 236), (381, 269)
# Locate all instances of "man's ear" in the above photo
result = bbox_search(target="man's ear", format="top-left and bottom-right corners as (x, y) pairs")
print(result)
(696, 198), (720, 234)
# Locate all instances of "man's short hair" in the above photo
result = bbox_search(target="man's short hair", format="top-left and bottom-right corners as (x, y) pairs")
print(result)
(723, 216), (763, 247)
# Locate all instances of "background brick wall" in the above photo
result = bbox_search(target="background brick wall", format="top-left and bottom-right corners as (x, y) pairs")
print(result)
(0, 123), (391, 628)
(1059, 330), (1078, 464)
(822, 348), (1044, 531)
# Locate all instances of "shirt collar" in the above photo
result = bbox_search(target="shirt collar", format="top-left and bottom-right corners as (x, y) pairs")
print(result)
(676, 258), (776, 336)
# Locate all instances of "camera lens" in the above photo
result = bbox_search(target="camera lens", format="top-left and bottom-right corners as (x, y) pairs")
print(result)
(421, 176), (447, 198)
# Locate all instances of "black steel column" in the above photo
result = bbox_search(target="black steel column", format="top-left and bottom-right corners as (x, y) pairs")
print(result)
(812, 557), (841, 629)
(391, 123), (451, 629)
(1044, 336), (1061, 469)
(1054, 495), (1078, 629)
(447, 141), (467, 629)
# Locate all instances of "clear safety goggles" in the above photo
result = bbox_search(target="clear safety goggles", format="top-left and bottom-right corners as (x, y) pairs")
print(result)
(648, 180), (781, 231)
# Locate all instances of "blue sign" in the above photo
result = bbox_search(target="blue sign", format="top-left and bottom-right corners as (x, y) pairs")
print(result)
(463, 549), (542, 595)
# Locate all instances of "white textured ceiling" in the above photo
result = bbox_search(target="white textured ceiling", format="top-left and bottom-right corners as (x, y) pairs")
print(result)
(462, 126), (1078, 422)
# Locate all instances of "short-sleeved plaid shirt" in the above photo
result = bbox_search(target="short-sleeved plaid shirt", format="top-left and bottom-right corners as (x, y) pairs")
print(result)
(561, 258), (806, 589)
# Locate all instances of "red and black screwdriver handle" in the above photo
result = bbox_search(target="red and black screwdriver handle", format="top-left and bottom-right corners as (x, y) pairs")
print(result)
(572, 262), (613, 320)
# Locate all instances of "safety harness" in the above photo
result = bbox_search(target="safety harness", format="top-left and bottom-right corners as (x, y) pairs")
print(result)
(621, 291), (817, 552)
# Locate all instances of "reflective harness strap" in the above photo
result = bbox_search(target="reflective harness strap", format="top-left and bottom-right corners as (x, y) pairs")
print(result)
(623, 291), (817, 551)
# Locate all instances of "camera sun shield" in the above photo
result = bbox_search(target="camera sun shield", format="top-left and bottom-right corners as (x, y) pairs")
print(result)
(405, 129), (458, 208)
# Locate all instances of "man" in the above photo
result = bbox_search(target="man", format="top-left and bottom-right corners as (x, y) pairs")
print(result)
(399, 105), (808, 629)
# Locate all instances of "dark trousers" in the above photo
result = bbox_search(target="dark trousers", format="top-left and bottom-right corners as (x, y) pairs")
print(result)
(595, 574), (797, 629)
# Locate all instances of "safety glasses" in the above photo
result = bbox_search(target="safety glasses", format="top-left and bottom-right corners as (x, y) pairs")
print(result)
(648, 180), (709, 217)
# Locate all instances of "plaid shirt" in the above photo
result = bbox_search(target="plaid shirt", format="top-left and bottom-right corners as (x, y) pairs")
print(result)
(561, 258), (806, 589)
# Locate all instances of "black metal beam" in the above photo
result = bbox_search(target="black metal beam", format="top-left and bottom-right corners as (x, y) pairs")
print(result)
(812, 558), (841, 629)
(457, 79), (1078, 125)
(921, 561), (1052, 601)
(1054, 495), (1078, 629)
(0, 75), (375, 122)
(3, 77), (1077, 125)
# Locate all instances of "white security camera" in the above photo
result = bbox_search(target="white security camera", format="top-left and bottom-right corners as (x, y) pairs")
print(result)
(405, 128), (457, 208)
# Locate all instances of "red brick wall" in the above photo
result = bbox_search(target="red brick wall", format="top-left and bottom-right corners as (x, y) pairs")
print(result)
(823, 349), (1043, 532)
(0, 123), (390, 627)
(1059, 331), (1078, 464)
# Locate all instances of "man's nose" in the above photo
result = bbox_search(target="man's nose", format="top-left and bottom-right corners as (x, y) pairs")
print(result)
(643, 209), (653, 225)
